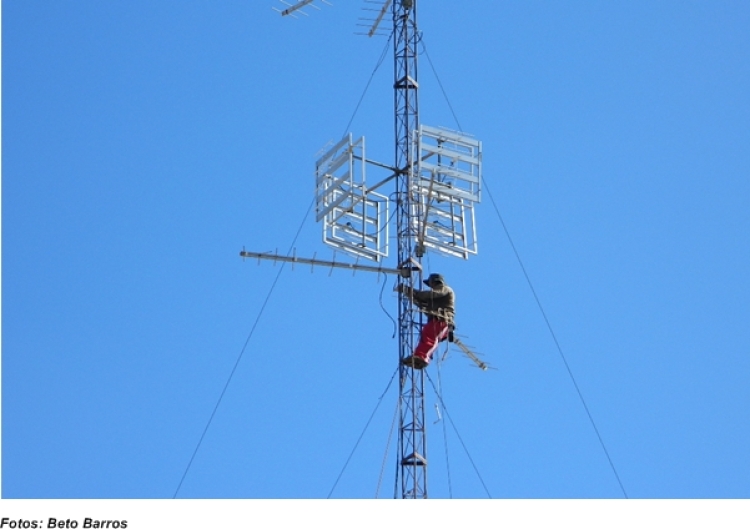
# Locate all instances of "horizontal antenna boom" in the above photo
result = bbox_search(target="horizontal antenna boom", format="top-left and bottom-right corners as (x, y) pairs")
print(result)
(240, 250), (411, 277)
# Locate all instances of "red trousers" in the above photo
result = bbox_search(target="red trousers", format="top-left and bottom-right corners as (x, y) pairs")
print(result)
(414, 319), (450, 364)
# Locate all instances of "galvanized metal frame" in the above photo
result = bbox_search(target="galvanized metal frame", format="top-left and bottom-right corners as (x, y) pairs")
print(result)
(412, 125), (481, 259)
(315, 134), (389, 262)
(414, 191), (477, 259)
(416, 124), (482, 203)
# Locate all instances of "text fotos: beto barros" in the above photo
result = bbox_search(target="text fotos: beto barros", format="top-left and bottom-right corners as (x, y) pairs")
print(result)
(2, 519), (128, 529)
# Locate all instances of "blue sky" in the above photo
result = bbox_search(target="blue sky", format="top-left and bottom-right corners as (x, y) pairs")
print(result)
(3, 0), (750, 503)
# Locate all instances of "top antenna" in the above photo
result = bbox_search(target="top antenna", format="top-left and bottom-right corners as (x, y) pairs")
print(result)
(362, 0), (392, 37)
(273, 0), (331, 18)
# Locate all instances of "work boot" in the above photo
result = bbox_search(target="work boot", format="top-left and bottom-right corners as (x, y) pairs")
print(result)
(401, 355), (428, 369)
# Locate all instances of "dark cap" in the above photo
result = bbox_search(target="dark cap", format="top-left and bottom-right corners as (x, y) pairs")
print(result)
(423, 273), (445, 287)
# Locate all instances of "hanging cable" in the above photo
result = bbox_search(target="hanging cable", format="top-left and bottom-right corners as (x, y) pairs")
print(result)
(434, 345), (454, 498)
(172, 198), (316, 499)
(418, 33), (629, 499)
(379, 271), (398, 338)
(341, 30), (394, 138)
(419, 37), (464, 132)
(483, 183), (630, 498)
(176, 29), (398, 499)
(425, 371), (492, 499)
(196, 32), (392, 496)
(376, 195), (399, 337)
(327, 367), (399, 498)
(376, 399), (400, 498)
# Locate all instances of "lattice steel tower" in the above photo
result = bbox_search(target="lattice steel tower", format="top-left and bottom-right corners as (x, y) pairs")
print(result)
(391, 0), (428, 499)
(252, 0), (483, 498)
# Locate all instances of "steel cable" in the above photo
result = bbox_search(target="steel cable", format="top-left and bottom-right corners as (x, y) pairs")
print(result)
(327, 367), (399, 498)
(172, 199), (315, 498)
(420, 35), (629, 499)
(425, 371), (492, 498)
(434, 347), (454, 498)
(375, 400), (400, 498)
(484, 183), (630, 498)
(341, 30), (394, 138)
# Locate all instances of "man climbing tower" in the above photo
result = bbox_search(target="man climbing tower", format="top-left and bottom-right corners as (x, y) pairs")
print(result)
(397, 273), (455, 369)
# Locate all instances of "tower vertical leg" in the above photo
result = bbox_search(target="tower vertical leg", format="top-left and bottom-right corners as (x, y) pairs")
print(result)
(392, 0), (426, 500)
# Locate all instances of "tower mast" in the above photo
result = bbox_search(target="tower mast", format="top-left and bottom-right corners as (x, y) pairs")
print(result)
(392, 0), (427, 499)
(262, 0), (484, 498)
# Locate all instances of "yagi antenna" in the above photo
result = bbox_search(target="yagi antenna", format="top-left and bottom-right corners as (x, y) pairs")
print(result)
(273, 0), (331, 18)
(364, 0), (391, 37)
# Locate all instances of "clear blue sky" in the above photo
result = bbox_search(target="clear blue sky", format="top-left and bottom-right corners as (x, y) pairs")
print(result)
(3, 0), (750, 503)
